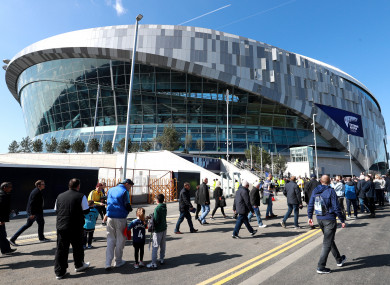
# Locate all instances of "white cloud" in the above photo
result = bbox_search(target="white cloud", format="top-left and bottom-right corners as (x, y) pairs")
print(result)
(106, 0), (127, 16)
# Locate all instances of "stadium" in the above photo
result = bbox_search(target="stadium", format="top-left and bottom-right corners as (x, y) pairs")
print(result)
(4, 24), (388, 174)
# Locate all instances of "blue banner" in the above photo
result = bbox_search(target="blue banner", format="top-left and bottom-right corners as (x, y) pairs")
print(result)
(315, 103), (364, 137)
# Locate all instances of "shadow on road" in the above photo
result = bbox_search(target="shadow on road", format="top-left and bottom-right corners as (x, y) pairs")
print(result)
(336, 254), (390, 272)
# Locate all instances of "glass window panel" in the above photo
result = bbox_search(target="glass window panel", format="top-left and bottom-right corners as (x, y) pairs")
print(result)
(260, 115), (272, 126)
(273, 116), (286, 127)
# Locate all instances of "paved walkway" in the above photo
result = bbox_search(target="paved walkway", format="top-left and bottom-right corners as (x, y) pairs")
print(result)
(1, 195), (389, 285)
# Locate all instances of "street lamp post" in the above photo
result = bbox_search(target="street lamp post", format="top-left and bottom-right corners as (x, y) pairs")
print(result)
(347, 134), (353, 177)
(250, 144), (253, 169)
(226, 89), (229, 162)
(123, 14), (143, 180)
(364, 144), (368, 174)
(92, 84), (101, 138)
(260, 136), (263, 175)
(312, 113), (319, 178)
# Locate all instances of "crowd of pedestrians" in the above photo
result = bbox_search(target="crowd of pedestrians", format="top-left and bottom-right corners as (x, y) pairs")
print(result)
(1, 170), (389, 278)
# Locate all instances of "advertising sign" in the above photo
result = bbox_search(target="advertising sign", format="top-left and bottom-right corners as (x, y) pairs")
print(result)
(315, 103), (364, 137)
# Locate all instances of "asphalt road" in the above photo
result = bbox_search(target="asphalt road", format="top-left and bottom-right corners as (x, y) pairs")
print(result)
(1, 195), (389, 285)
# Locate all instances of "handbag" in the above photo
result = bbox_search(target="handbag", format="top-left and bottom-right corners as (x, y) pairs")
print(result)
(123, 226), (132, 240)
(220, 196), (227, 207)
(262, 196), (269, 205)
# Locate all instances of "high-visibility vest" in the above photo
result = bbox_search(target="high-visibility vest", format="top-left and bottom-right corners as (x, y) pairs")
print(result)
(235, 182), (240, 191)
(211, 181), (216, 191)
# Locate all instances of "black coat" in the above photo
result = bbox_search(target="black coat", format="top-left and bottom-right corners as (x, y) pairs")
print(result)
(194, 189), (199, 204)
(356, 179), (366, 198)
(197, 182), (210, 205)
(179, 187), (192, 212)
(249, 186), (260, 207)
(385, 177), (390, 192)
(284, 181), (302, 205)
(26, 187), (44, 215)
(0, 190), (11, 223)
(304, 178), (320, 203)
(362, 180), (375, 198)
(233, 186), (253, 215)
(56, 189), (85, 231)
(213, 186), (224, 207)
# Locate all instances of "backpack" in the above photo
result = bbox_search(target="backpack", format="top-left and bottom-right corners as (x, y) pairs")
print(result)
(344, 184), (356, 200)
(147, 213), (156, 233)
(314, 192), (327, 216)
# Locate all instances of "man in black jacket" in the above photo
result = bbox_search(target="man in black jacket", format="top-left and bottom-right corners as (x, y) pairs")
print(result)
(232, 180), (257, 238)
(0, 182), (17, 255)
(356, 175), (369, 213)
(385, 172), (390, 206)
(281, 176), (303, 229)
(174, 182), (198, 234)
(54, 178), (90, 280)
(304, 174), (320, 205)
(248, 182), (267, 228)
(198, 178), (210, 225)
(9, 180), (49, 246)
(362, 175), (376, 218)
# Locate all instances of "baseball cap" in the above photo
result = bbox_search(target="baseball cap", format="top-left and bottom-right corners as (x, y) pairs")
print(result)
(120, 179), (134, 185)
(310, 174), (316, 178)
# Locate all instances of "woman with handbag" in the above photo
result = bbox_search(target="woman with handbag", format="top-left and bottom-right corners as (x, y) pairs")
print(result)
(211, 181), (228, 219)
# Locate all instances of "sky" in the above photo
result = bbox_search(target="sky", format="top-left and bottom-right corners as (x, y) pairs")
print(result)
(0, 0), (390, 154)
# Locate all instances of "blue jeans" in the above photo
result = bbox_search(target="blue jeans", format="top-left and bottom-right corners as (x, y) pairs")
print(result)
(233, 214), (254, 236)
(248, 206), (264, 226)
(175, 210), (195, 232)
(317, 219), (342, 269)
(359, 198), (370, 213)
(199, 204), (210, 224)
(346, 199), (358, 217)
(11, 213), (45, 241)
(282, 204), (299, 227)
(266, 196), (274, 217)
(0, 224), (11, 254)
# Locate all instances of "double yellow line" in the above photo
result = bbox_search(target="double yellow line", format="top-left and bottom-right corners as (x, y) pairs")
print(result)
(198, 229), (321, 285)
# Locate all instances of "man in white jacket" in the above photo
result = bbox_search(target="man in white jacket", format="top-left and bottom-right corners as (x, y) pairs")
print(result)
(331, 176), (345, 219)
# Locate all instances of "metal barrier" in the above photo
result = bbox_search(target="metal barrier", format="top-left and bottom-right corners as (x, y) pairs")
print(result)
(98, 168), (177, 204)
(148, 171), (177, 203)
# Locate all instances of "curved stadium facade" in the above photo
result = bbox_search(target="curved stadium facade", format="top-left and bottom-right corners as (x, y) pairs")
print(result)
(4, 25), (388, 172)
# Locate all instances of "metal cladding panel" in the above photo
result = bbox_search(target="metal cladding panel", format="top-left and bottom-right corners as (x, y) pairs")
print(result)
(4, 24), (386, 169)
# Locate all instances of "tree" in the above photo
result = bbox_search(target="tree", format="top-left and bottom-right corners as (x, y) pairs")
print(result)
(130, 143), (140, 153)
(184, 133), (193, 151)
(141, 141), (153, 152)
(20, 136), (32, 153)
(58, 139), (71, 153)
(102, 141), (113, 154)
(196, 138), (205, 155)
(71, 139), (86, 153)
(117, 137), (131, 153)
(244, 145), (271, 168)
(274, 154), (287, 176)
(45, 137), (58, 153)
(8, 140), (19, 153)
(32, 139), (43, 153)
(88, 138), (100, 153)
(156, 124), (181, 151)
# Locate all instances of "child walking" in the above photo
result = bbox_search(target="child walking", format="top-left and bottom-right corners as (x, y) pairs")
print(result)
(127, 208), (147, 268)
(147, 194), (167, 269)
(83, 200), (99, 249)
